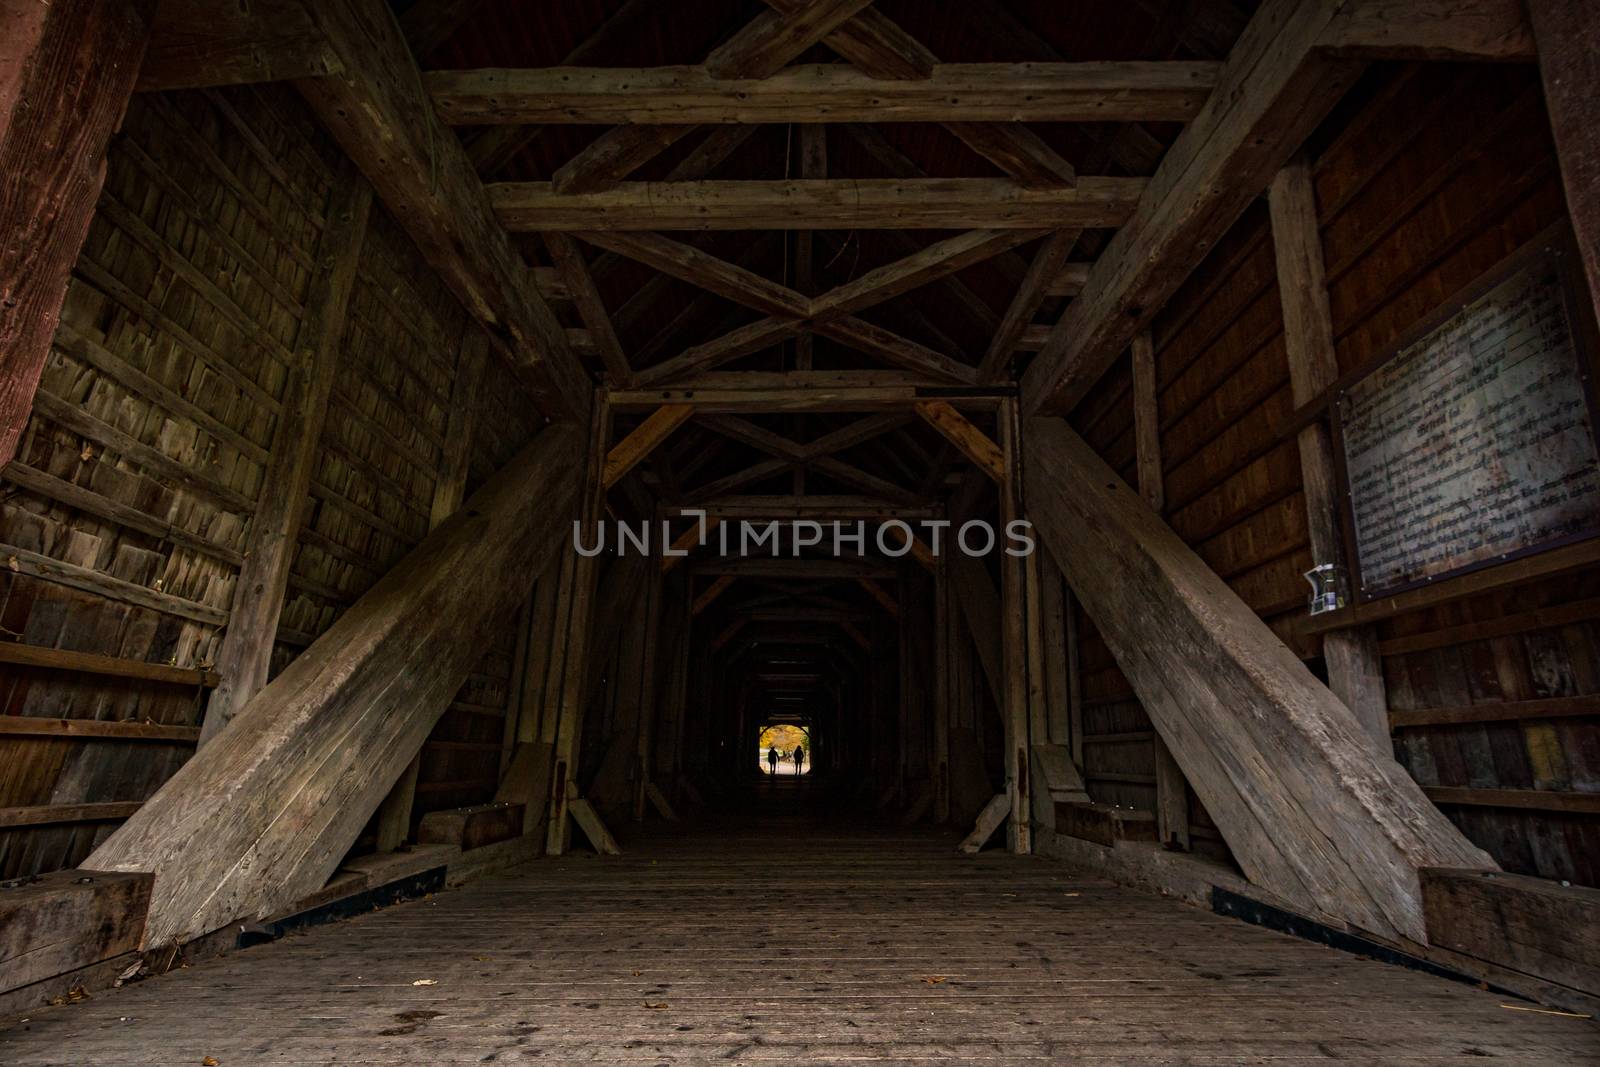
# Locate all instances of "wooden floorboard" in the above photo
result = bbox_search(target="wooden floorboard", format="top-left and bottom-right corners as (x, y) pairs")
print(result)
(2, 817), (1596, 1064)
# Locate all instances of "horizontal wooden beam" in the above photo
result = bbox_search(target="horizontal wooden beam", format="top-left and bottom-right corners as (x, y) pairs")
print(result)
(1423, 786), (1600, 816)
(490, 178), (1145, 231)
(686, 496), (941, 520)
(611, 377), (1009, 413)
(427, 62), (1220, 125)
(0, 802), (143, 828)
(0, 716), (201, 743)
(1320, 0), (1534, 61)
(694, 558), (898, 579)
(0, 641), (219, 687)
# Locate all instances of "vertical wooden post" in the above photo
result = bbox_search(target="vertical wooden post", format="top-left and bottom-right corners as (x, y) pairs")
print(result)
(932, 549), (952, 823)
(373, 329), (488, 850)
(1528, 0), (1600, 316)
(499, 599), (534, 781)
(0, 0), (155, 469)
(1132, 329), (1191, 851)
(203, 164), (373, 742)
(1063, 583), (1084, 770)
(632, 551), (665, 821)
(547, 392), (611, 855)
(1038, 547), (1072, 748)
(1268, 154), (1389, 747)
(997, 399), (1031, 854)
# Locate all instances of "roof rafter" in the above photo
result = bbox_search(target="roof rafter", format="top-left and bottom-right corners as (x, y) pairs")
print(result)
(554, 0), (880, 193)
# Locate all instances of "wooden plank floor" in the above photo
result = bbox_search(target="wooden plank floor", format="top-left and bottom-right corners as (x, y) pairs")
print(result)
(3, 817), (1597, 1065)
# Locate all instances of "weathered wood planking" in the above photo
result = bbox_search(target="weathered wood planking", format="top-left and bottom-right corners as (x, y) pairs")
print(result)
(0, 84), (345, 880)
(1025, 416), (1494, 942)
(4, 824), (1596, 1064)
(83, 425), (583, 946)
(203, 162), (373, 742)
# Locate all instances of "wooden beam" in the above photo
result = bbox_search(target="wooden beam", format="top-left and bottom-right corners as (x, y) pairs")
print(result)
(84, 425), (585, 947)
(996, 401), (1031, 853)
(1422, 867), (1600, 997)
(692, 496), (940, 520)
(372, 329), (489, 851)
(429, 62), (1220, 125)
(1021, 0), (1366, 416)
(612, 373), (1006, 413)
(604, 405), (694, 488)
(0, 717), (199, 743)
(0, 0), (155, 471)
(463, 0), (657, 175)
(0, 642), (218, 688)
(698, 558), (895, 580)
(202, 164), (373, 743)
(1023, 416), (1493, 942)
(765, 0), (1078, 188)
(1268, 155), (1389, 747)
(1321, 0), (1534, 61)
(915, 401), (1004, 482)
(0, 870), (151, 997)
(553, 0), (877, 194)
(292, 0), (588, 420)
(1130, 329), (1190, 852)
(1528, 0), (1600, 320)
(979, 231), (1079, 383)
(544, 232), (632, 387)
(591, 229), (1020, 385)
(495, 178), (1143, 232)
(544, 401), (611, 856)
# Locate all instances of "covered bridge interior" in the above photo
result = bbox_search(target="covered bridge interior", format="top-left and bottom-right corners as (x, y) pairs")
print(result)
(2, 0), (1599, 1062)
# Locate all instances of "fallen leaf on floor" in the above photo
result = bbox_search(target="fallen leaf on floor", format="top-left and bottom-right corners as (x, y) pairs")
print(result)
(920, 976), (946, 985)
(412, 979), (438, 987)
(631, 971), (642, 977)
(473, 956), (490, 962)
(1499, 1004), (1592, 1019)
(202, 1057), (219, 1066)
(644, 1002), (669, 1010)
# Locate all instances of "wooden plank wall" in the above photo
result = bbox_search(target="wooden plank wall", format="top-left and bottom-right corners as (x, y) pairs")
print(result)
(0, 85), (331, 878)
(410, 353), (547, 823)
(0, 83), (545, 876)
(1065, 62), (1597, 886)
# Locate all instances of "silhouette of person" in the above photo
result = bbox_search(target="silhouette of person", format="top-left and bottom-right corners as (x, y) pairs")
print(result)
(793, 745), (805, 775)
(767, 746), (779, 775)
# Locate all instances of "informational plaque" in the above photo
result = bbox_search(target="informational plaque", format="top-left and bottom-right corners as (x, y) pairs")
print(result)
(1339, 245), (1600, 596)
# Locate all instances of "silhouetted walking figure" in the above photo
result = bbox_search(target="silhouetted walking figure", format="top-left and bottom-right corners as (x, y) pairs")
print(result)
(793, 745), (805, 775)
(767, 746), (779, 775)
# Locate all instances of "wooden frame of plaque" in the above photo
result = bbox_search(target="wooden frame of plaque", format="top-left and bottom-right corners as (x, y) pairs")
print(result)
(1327, 223), (1600, 602)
